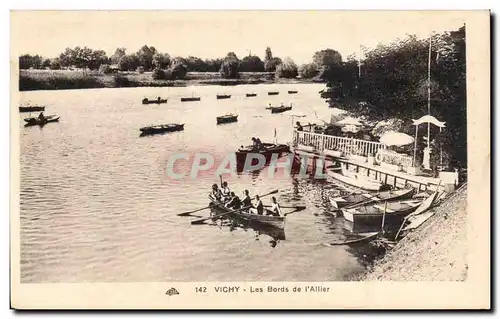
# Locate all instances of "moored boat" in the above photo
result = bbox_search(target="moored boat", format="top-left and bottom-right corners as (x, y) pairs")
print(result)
(288, 90), (298, 94)
(142, 98), (168, 104)
(341, 198), (425, 231)
(246, 93), (257, 97)
(181, 97), (201, 102)
(139, 123), (185, 135)
(24, 115), (60, 127)
(236, 143), (290, 161)
(19, 106), (45, 113)
(326, 167), (382, 191)
(270, 105), (292, 114)
(208, 197), (286, 230)
(216, 114), (238, 124)
(216, 94), (231, 100)
(268, 91), (279, 95)
(329, 188), (416, 209)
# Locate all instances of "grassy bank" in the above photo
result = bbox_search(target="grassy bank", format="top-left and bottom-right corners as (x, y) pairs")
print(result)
(356, 185), (468, 281)
(19, 70), (322, 91)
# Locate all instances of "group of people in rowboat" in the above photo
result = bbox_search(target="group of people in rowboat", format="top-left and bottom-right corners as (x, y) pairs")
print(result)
(210, 182), (282, 216)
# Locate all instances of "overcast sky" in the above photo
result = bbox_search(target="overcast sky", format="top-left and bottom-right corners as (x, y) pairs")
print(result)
(11, 11), (465, 64)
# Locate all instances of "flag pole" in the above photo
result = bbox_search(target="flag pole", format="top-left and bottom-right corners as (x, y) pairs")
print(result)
(427, 32), (432, 150)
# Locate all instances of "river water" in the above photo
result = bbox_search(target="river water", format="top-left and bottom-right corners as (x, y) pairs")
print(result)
(19, 83), (370, 283)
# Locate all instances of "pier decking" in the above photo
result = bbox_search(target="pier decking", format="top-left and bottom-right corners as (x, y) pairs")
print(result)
(293, 130), (450, 192)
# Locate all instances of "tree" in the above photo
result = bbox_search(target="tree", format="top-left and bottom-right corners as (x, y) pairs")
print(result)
(136, 45), (157, 71)
(275, 57), (298, 78)
(19, 54), (43, 69)
(204, 58), (223, 72)
(264, 57), (282, 72)
(152, 53), (171, 69)
(118, 54), (139, 71)
(49, 58), (62, 70)
(110, 48), (127, 65)
(42, 58), (51, 69)
(298, 63), (319, 79)
(184, 56), (206, 72)
(240, 55), (265, 72)
(313, 49), (343, 68)
(219, 52), (240, 79)
(152, 68), (166, 80)
(265, 47), (273, 61)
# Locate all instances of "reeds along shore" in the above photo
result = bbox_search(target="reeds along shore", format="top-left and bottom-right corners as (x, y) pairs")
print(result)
(18, 70), (321, 91)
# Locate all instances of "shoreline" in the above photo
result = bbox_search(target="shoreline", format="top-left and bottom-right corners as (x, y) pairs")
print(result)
(18, 70), (325, 92)
(353, 184), (468, 281)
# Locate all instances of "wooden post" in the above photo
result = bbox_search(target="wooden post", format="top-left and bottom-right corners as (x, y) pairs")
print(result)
(381, 201), (388, 232)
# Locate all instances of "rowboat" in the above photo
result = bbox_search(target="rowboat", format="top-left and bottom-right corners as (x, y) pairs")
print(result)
(208, 197), (286, 231)
(236, 143), (290, 161)
(216, 94), (231, 99)
(270, 106), (292, 114)
(246, 93), (257, 97)
(341, 198), (425, 231)
(216, 114), (238, 124)
(326, 167), (382, 191)
(181, 97), (201, 102)
(268, 91), (279, 95)
(24, 115), (60, 127)
(142, 98), (168, 104)
(288, 90), (298, 94)
(139, 123), (184, 136)
(329, 188), (416, 209)
(19, 106), (45, 112)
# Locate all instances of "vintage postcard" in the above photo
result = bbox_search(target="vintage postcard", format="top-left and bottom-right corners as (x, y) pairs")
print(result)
(10, 10), (490, 309)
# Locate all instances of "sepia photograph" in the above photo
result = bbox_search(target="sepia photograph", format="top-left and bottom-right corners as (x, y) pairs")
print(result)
(10, 9), (490, 309)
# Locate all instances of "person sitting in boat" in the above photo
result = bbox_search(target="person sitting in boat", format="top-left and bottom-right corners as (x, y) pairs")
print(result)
(210, 184), (222, 201)
(221, 181), (231, 201)
(225, 192), (242, 210)
(38, 112), (45, 121)
(296, 121), (303, 132)
(268, 197), (282, 216)
(249, 195), (264, 215)
(242, 190), (252, 208)
(157, 96), (161, 102)
(251, 137), (263, 151)
(280, 103), (284, 107)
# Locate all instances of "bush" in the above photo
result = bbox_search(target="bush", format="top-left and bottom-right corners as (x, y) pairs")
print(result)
(152, 68), (166, 80)
(137, 66), (145, 74)
(170, 63), (187, 80)
(113, 74), (130, 87)
(298, 63), (319, 79)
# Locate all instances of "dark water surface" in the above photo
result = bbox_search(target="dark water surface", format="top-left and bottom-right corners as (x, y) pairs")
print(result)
(19, 83), (368, 282)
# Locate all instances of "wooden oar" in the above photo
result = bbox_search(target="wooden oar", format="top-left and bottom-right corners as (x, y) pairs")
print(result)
(191, 189), (279, 225)
(177, 204), (217, 216)
(283, 206), (307, 216)
(263, 205), (306, 209)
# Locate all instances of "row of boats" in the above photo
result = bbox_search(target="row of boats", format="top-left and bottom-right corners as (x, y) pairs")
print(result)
(141, 90), (298, 104)
(139, 103), (293, 136)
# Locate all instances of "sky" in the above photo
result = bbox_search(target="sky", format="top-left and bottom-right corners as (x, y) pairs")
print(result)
(11, 11), (466, 64)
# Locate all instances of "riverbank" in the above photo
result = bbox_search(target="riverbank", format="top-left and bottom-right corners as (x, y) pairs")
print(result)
(18, 70), (323, 91)
(358, 185), (468, 281)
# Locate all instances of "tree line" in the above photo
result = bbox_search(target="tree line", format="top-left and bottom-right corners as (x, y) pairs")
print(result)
(318, 26), (467, 170)
(18, 45), (343, 81)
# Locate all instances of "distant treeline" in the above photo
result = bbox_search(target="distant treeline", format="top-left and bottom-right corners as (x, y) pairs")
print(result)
(320, 26), (467, 170)
(19, 46), (342, 81)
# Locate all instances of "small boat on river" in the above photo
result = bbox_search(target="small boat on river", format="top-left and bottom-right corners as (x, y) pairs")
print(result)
(216, 114), (238, 125)
(216, 94), (231, 100)
(24, 115), (60, 127)
(329, 188), (416, 209)
(181, 96), (201, 102)
(235, 143), (290, 162)
(208, 197), (286, 231)
(142, 97), (168, 104)
(19, 105), (45, 113)
(288, 90), (298, 94)
(268, 91), (279, 96)
(341, 198), (425, 231)
(246, 93), (257, 97)
(327, 166), (382, 191)
(270, 105), (292, 114)
(139, 123), (184, 136)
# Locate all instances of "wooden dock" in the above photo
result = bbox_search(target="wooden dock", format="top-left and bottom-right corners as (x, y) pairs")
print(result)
(293, 130), (450, 192)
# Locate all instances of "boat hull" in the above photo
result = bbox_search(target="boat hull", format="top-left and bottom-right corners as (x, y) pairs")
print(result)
(270, 106), (292, 114)
(329, 188), (416, 209)
(327, 168), (382, 191)
(216, 95), (231, 99)
(288, 90), (298, 94)
(139, 124), (184, 135)
(209, 198), (285, 230)
(181, 97), (201, 102)
(142, 99), (168, 104)
(19, 106), (45, 112)
(268, 92), (279, 95)
(246, 93), (257, 97)
(216, 116), (238, 124)
(24, 115), (59, 127)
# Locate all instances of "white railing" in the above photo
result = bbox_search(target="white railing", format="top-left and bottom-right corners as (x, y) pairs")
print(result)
(293, 130), (387, 157)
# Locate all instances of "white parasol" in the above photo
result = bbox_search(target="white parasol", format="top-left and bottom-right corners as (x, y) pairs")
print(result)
(379, 131), (415, 146)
